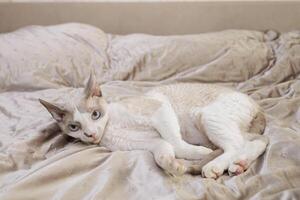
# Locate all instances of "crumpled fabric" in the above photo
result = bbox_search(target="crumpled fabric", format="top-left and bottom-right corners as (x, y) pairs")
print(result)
(0, 24), (300, 200)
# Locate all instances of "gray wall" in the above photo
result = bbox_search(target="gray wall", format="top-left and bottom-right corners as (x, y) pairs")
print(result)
(0, 1), (300, 34)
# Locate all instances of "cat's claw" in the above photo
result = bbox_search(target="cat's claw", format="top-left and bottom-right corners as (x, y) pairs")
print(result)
(202, 162), (225, 179)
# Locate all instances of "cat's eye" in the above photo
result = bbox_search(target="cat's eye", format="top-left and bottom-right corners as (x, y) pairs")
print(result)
(91, 111), (102, 120)
(68, 123), (80, 132)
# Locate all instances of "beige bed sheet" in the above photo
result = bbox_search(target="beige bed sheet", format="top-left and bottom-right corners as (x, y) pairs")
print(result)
(0, 23), (299, 200)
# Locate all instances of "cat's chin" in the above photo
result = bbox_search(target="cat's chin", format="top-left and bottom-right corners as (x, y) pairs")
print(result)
(92, 136), (102, 144)
(82, 136), (102, 145)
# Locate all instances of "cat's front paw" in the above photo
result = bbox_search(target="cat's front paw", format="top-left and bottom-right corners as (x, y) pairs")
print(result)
(155, 155), (187, 176)
(202, 161), (226, 179)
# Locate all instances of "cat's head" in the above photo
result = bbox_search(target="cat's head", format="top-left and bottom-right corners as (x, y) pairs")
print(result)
(39, 74), (109, 144)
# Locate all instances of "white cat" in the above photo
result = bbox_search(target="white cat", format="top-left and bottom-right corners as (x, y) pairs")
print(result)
(39, 74), (268, 179)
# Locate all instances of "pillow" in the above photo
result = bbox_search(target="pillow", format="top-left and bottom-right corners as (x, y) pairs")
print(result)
(105, 30), (274, 84)
(0, 23), (108, 92)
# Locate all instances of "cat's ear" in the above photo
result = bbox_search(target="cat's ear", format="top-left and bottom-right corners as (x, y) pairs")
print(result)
(85, 73), (102, 98)
(39, 99), (67, 122)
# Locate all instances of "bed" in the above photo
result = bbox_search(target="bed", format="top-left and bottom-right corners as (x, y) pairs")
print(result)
(0, 9), (300, 200)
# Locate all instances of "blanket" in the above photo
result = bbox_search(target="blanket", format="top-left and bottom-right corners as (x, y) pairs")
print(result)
(0, 23), (299, 200)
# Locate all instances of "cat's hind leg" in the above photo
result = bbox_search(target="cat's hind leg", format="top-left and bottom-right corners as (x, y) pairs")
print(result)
(150, 93), (213, 160)
(228, 112), (268, 176)
(200, 119), (245, 178)
(200, 94), (268, 178)
(228, 134), (268, 176)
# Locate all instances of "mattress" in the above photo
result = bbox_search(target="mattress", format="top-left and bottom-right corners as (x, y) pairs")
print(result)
(0, 23), (299, 200)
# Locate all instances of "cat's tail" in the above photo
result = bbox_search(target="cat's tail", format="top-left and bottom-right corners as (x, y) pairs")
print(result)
(183, 149), (223, 175)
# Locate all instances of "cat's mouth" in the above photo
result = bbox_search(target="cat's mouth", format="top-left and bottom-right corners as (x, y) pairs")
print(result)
(91, 130), (106, 144)
(92, 123), (108, 144)
(92, 135), (102, 144)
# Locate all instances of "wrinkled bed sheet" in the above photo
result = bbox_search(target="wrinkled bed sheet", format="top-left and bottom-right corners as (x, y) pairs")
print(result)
(0, 23), (300, 200)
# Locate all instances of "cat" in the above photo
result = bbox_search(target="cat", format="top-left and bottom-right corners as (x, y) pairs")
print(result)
(39, 74), (268, 179)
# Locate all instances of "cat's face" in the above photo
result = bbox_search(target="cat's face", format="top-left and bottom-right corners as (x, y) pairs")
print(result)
(39, 74), (109, 144)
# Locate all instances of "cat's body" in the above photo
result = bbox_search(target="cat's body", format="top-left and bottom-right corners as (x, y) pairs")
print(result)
(40, 75), (268, 178)
(102, 84), (231, 153)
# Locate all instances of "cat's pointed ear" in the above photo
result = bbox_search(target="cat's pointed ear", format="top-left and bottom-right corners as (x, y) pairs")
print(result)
(85, 73), (102, 98)
(39, 99), (66, 122)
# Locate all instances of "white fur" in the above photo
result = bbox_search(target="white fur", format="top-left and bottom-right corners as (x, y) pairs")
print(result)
(146, 88), (267, 178)
(150, 92), (213, 160)
(196, 93), (267, 178)
(67, 107), (108, 144)
(55, 83), (268, 178)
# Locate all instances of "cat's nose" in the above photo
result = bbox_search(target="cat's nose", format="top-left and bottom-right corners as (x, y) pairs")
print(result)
(91, 133), (97, 140)
(84, 132), (95, 138)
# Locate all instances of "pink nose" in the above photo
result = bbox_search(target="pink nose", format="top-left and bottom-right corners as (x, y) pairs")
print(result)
(91, 133), (97, 140)
(84, 132), (96, 139)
